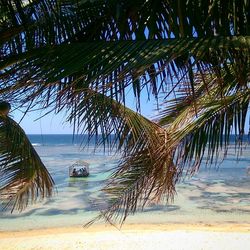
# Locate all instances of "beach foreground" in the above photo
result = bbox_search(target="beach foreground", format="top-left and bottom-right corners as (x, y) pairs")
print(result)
(0, 224), (250, 250)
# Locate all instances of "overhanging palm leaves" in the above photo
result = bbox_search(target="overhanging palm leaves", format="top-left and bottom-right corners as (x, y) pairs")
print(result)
(67, 91), (175, 225)
(85, 68), (250, 224)
(0, 0), (249, 223)
(1, 36), (249, 120)
(160, 73), (250, 170)
(1, 0), (249, 106)
(0, 115), (54, 212)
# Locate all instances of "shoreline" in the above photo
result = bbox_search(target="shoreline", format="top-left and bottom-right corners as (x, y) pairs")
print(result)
(0, 223), (250, 250)
(1, 222), (250, 237)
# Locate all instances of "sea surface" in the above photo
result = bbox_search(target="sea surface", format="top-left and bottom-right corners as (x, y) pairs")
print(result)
(0, 134), (250, 231)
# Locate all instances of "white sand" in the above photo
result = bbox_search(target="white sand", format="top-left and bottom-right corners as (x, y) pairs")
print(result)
(0, 224), (250, 250)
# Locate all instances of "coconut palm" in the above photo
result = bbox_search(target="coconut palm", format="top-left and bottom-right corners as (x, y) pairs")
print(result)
(0, 0), (249, 223)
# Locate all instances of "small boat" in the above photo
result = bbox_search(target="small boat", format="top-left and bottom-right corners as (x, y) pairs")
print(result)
(69, 160), (90, 177)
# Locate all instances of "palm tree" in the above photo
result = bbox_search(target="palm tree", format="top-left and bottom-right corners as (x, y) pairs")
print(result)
(0, 0), (249, 224)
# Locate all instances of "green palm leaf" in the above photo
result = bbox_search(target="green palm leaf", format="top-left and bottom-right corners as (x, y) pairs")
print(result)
(1, 36), (249, 111)
(0, 115), (54, 212)
(1, 0), (249, 109)
(159, 66), (250, 174)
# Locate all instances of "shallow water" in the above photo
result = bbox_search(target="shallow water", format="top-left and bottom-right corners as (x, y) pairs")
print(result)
(0, 135), (250, 231)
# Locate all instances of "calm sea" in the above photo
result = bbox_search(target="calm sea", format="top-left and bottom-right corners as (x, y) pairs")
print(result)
(0, 134), (250, 231)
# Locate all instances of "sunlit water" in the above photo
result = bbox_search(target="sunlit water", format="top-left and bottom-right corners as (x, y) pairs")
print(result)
(0, 135), (250, 231)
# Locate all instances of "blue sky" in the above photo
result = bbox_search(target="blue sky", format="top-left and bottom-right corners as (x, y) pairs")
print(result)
(9, 91), (250, 135)
(11, 89), (160, 134)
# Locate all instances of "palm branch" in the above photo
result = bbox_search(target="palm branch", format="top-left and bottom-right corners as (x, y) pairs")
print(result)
(84, 67), (250, 225)
(0, 115), (54, 212)
(1, 0), (249, 107)
(66, 90), (174, 225)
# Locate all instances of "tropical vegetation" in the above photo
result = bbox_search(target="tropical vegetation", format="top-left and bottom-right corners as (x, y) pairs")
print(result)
(0, 0), (249, 224)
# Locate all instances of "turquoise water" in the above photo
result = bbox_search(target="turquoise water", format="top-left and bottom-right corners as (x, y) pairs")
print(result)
(0, 135), (250, 231)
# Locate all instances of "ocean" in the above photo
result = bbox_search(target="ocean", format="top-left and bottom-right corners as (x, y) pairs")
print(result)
(0, 134), (250, 231)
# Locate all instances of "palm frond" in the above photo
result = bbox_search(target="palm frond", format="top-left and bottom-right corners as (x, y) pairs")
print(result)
(67, 91), (179, 225)
(0, 115), (54, 212)
(1, 0), (249, 110)
(84, 66), (250, 225)
(67, 89), (160, 150)
(159, 65), (250, 174)
(1, 36), (249, 112)
(1, 0), (249, 44)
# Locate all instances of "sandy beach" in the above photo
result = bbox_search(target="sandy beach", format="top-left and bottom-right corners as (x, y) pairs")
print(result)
(0, 223), (250, 250)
